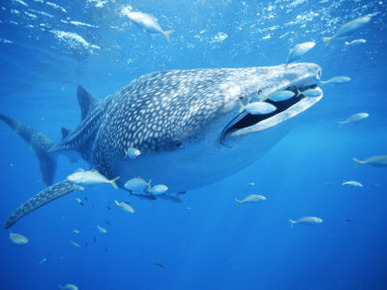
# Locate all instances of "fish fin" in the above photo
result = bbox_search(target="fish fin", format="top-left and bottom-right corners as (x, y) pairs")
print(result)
(61, 127), (71, 140)
(234, 198), (241, 205)
(77, 85), (99, 121)
(0, 114), (57, 186)
(352, 158), (363, 167)
(163, 30), (174, 43)
(4, 180), (78, 229)
(322, 37), (333, 46)
(110, 176), (120, 189)
(147, 179), (152, 195)
(289, 219), (296, 229)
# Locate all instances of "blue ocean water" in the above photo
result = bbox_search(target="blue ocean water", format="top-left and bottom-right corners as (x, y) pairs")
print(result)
(1, 0), (387, 289)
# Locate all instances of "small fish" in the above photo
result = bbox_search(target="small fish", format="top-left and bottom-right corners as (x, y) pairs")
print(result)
(73, 229), (80, 234)
(289, 216), (323, 228)
(150, 184), (168, 195)
(342, 180), (363, 187)
(323, 16), (371, 46)
(125, 147), (141, 159)
(93, 236), (97, 242)
(345, 39), (366, 46)
(320, 76), (351, 85)
(353, 156), (387, 167)
(75, 197), (83, 206)
(297, 87), (323, 98)
(97, 225), (107, 233)
(266, 90), (295, 102)
(58, 284), (79, 290)
(114, 200), (135, 213)
(121, 6), (173, 42)
(239, 100), (276, 115)
(286, 41), (316, 66)
(69, 241), (81, 248)
(153, 262), (165, 269)
(39, 257), (47, 265)
(235, 194), (267, 205)
(124, 177), (151, 193)
(344, 219), (354, 223)
(9, 232), (29, 245)
(338, 113), (369, 127)
(67, 170), (119, 189)
(245, 182), (255, 186)
(104, 219), (111, 226)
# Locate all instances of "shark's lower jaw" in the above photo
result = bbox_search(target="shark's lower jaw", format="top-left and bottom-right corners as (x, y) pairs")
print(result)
(221, 78), (322, 143)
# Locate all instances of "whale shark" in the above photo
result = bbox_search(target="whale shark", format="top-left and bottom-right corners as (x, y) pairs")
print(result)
(0, 63), (322, 229)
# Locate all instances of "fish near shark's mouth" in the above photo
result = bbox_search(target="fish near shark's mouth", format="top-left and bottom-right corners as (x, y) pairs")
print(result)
(221, 67), (323, 142)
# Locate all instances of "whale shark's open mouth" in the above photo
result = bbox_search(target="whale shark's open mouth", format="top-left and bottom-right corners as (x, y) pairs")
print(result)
(221, 83), (323, 142)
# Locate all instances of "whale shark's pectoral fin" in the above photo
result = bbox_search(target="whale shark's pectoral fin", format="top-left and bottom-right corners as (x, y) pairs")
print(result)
(4, 180), (78, 229)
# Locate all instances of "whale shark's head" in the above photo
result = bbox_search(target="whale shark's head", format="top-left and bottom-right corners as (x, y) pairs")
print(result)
(216, 62), (322, 145)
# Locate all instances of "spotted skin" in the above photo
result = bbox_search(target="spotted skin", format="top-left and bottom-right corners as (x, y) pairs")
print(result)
(1, 63), (322, 228)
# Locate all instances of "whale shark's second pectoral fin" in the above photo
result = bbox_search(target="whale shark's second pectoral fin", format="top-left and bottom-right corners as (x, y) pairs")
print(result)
(4, 180), (78, 229)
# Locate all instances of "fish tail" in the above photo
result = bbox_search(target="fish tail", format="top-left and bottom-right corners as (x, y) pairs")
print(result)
(289, 219), (296, 229)
(319, 81), (327, 86)
(352, 158), (363, 167)
(234, 198), (241, 205)
(338, 121), (344, 128)
(322, 37), (333, 46)
(0, 114), (57, 186)
(110, 176), (120, 189)
(344, 41), (349, 45)
(296, 89), (301, 97)
(163, 30), (174, 43)
(238, 100), (245, 113)
(114, 200), (120, 206)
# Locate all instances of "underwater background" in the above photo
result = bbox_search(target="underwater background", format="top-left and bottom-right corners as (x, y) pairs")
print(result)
(1, 0), (387, 289)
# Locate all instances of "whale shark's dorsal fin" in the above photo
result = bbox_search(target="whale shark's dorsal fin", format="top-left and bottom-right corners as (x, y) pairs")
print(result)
(61, 127), (71, 140)
(77, 85), (99, 121)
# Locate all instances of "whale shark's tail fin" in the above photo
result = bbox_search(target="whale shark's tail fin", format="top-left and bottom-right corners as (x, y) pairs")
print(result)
(0, 114), (57, 186)
(4, 180), (78, 229)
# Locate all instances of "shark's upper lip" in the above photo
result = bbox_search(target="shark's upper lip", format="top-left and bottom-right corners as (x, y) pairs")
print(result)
(220, 73), (322, 142)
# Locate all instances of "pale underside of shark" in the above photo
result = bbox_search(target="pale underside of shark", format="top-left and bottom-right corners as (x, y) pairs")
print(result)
(0, 63), (322, 229)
